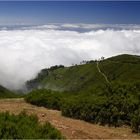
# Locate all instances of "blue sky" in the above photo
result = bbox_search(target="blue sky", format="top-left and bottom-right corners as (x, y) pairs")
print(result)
(0, 1), (140, 25)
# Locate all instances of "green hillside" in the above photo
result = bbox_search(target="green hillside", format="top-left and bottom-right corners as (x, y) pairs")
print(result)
(25, 54), (140, 133)
(0, 85), (17, 98)
(26, 54), (140, 92)
(99, 54), (140, 83)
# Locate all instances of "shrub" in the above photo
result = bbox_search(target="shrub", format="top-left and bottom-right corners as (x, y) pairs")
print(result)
(25, 89), (68, 110)
(25, 82), (140, 133)
(0, 111), (63, 139)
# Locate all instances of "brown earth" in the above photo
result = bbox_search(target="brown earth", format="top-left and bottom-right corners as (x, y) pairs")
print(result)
(0, 98), (140, 139)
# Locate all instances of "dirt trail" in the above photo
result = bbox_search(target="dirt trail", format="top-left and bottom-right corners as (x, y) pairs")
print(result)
(96, 62), (110, 84)
(0, 98), (140, 139)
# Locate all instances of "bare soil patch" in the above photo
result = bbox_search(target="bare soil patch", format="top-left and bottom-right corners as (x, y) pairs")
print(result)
(0, 98), (140, 139)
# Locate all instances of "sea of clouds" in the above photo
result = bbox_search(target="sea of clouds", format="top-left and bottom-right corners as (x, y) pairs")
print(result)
(0, 23), (140, 90)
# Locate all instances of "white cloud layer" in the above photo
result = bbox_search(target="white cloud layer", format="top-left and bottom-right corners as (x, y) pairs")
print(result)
(0, 26), (140, 90)
(32, 23), (140, 30)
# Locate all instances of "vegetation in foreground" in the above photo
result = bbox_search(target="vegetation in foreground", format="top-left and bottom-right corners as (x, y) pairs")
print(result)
(25, 81), (140, 133)
(0, 111), (63, 139)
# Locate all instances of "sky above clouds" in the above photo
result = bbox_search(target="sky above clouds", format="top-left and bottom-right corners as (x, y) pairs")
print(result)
(0, 1), (140, 25)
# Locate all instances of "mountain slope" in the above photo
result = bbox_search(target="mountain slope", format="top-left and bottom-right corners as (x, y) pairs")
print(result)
(26, 54), (140, 92)
(99, 54), (140, 82)
(0, 85), (17, 98)
(25, 54), (140, 133)
(26, 63), (106, 92)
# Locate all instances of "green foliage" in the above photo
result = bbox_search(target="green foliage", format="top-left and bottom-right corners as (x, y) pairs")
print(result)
(26, 54), (140, 93)
(25, 82), (140, 133)
(49, 65), (65, 71)
(106, 54), (140, 64)
(99, 54), (140, 82)
(131, 109), (140, 133)
(0, 85), (18, 99)
(25, 54), (140, 134)
(0, 111), (63, 139)
(25, 89), (68, 110)
(61, 82), (140, 128)
(26, 65), (65, 90)
(26, 63), (106, 92)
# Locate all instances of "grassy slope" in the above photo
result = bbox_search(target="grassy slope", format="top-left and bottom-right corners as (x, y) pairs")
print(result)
(27, 63), (106, 93)
(0, 85), (17, 98)
(99, 54), (140, 83)
(42, 63), (106, 92)
(26, 54), (140, 92)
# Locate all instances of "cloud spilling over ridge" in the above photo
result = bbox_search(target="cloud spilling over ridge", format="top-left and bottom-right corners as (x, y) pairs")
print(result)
(0, 26), (140, 90)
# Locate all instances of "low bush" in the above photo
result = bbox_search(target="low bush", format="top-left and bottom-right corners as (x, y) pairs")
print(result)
(0, 111), (63, 139)
(25, 82), (140, 133)
(25, 89), (67, 110)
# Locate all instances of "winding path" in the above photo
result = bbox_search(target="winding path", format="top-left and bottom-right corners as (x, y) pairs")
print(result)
(0, 98), (140, 139)
(96, 62), (110, 84)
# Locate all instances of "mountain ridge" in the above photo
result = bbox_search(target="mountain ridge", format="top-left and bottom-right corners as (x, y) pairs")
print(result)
(26, 54), (140, 92)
